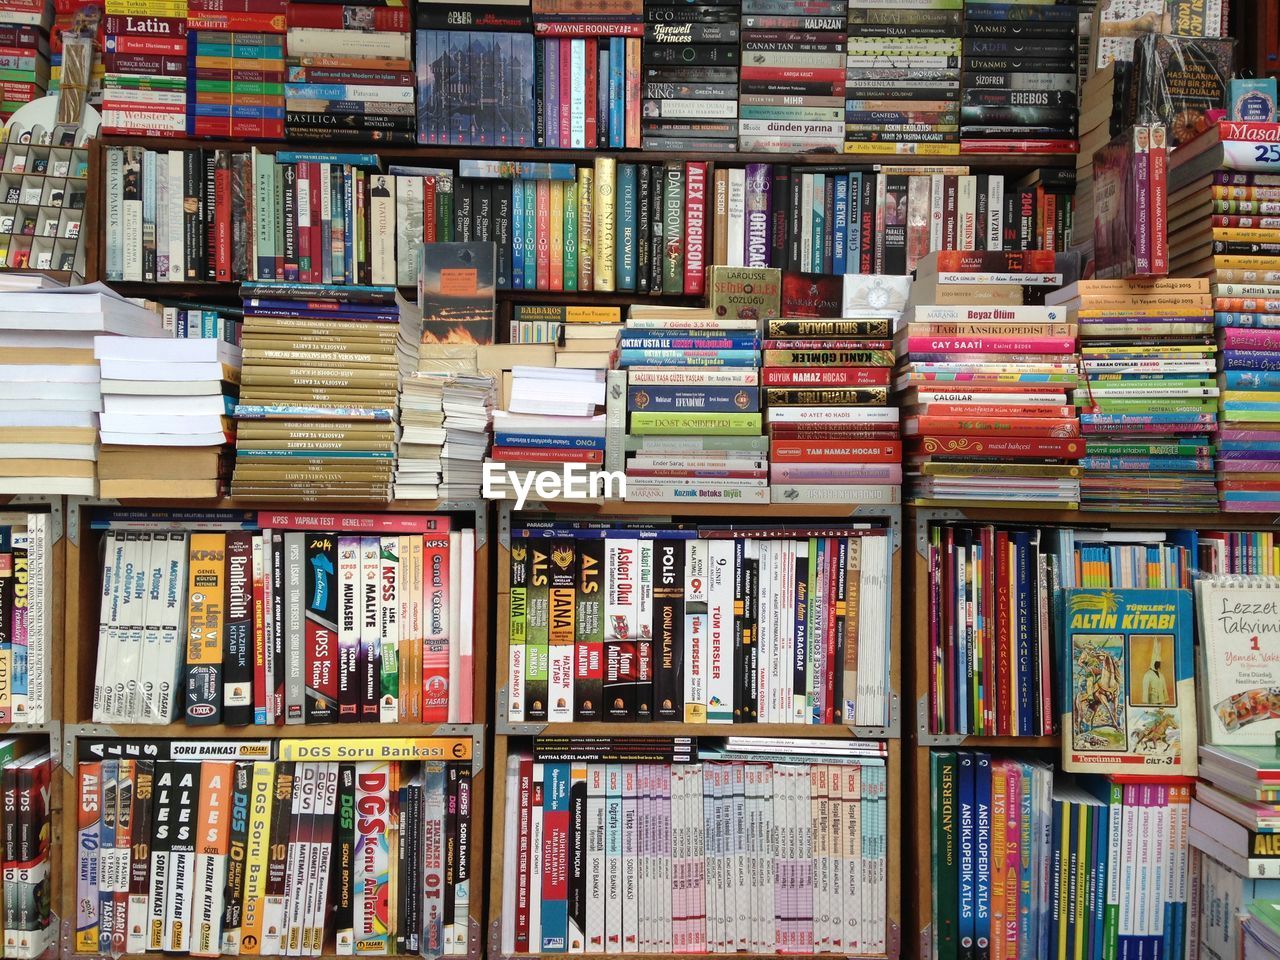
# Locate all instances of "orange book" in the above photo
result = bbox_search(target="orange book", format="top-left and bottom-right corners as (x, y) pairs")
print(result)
(191, 761), (236, 958)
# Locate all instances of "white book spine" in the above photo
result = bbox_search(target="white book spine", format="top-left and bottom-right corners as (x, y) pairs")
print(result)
(360, 536), (383, 726)
(958, 175), (977, 251)
(726, 169), (746, 267)
(167, 150), (184, 282)
(586, 764), (607, 954)
(929, 174), (945, 254)
(497, 760), (518, 957)
(395, 175), (423, 288)
(155, 154), (170, 282)
(571, 40), (587, 149)
(688, 764), (706, 954)
(105, 147), (125, 281)
(987, 175), (1004, 251)
(530, 763), (546, 956)
(705, 540), (734, 724)
(369, 176), (396, 286)
(683, 540), (707, 723)
(119, 532), (151, 722)
(800, 174), (815, 272)
(309, 763), (339, 955)
(24, 514), (47, 724)
(285, 763), (316, 956)
(621, 765), (638, 953)
(604, 764), (622, 955)
(378, 537), (400, 724)
(604, 538), (638, 650)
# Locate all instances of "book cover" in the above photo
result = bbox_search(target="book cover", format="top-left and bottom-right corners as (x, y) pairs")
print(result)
(1195, 576), (1280, 745)
(418, 241), (496, 345)
(1060, 588), (1197, 776)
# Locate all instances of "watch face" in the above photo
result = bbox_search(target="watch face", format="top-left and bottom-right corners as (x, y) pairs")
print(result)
(867, 284), (890, 309)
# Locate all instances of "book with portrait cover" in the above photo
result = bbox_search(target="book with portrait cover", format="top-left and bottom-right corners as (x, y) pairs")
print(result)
(1060, 587), (1197, 776)
(418, 241), (497, 345)
(1195, 576), (1280, 746)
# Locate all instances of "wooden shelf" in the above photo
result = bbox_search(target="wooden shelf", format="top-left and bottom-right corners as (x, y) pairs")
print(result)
(97, 134), (1075, 170)
(916, 734), (1059, 749)
(91, 496), (484, 514)
(504, 721), (888, 739)
(69, 720), (480, 739)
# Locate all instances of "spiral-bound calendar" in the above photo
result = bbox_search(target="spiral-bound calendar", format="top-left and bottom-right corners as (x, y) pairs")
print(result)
(1195, 575), (1280, 745)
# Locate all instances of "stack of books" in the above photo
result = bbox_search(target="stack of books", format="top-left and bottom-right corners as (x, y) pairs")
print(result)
(487, 366), (608, 502)
(414, 24), (534, 147)
(230, 282), (418, 503)
(959, 0), (1080, 155)
(499, 738), (889, 956)
(930, 754), (1192, 960)
(555, 314), (621, 369)
(511, 303), (622, 344)
(396, 370), (452, 501)
(899, 251), (1082, 508)
(0, 286), (163, 497)
(93, 336), (239, 500)
(0, 743), (54, 959)
(90, 511), (475, 725)
(843, 0), (961, 157)
(187, 1), (286, 140)
(533, 0), (643, 150)
(641, 7), (737, 154)
(1049, 277), (1220, 513)
(0, 0), (50, 120)
(435, 372), (495, 498)
(1215, 307), (1280, 512)
(285, 2), (413, 144)
(1072, 60), (1131, 255)
(617, 303), (767, 504)
(101, 0), (188, 136)
(764, 313), (900, 505)
(738, 0), (835, 154)
(75, 739), (476, 957)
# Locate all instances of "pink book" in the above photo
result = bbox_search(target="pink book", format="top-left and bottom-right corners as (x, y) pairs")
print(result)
(1150, 125), (1169, 275)
(458, 528), (475, 723)
(1221, 326), (1280, 348)
(421, 534), (450, 723)
(1219, 458), (1280, 471)
(1004, 762), (1022, 955)
(1132, 125), (1152, 274)
(256, 511), (449, 534)
(769, 463), (903, 484)
(559, 39), (572, 149)
(906, 335), (1076, 353)
(684, 161), (708, 297)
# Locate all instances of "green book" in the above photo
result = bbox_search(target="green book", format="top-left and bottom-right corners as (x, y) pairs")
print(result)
(933, 752), (959, 960)
(563, 174), (579, 293)
(525, 541), (551, 723)
(252, 148), (275, 280)
(628, 412), (762, 435)
(662, 160), (684, 295)
(1087, 397), (1216, 412)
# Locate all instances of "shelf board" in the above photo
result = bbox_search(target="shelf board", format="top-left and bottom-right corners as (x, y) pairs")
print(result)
(68, 721), (469, 739)
(106, 281), (704, 304)
(512, 721), (888, 739)
(519, 499), (900, 519)
(916, 734), (1060, 749)
(98, 134), (1075, 170)
(907, 505), (1280, 529)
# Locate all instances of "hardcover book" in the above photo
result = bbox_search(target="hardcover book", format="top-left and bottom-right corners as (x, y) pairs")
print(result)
(1060, 587), (1197, 776)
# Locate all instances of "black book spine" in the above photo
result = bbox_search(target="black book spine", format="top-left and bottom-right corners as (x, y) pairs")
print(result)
(222, 761), (253, 941)
(832, 539), (847, 722)
(822, 174), (835, 273)
(331, 763), (355, 948)
(648, 164), (664, 295)
(183, 149), (200, 281)
(574, 537), (605, 723)
(495, 179), (512, 290)
(271, 531), (286, 724)
(787, 171), (803, 272)
(281, 162), (298, 282)
(743, 549), (758, 722)
(731, 538), (745, 721)
(859, 172), (876, 274)
(636, 163), (650, 294)
(455, 769), (472, 953)
(442, 766), (459, 947)
(652, 540), (684, 721)
(770, 164), (790, 270)
(1019, 189), (1036, 250)
(474, 181), (493, 244)
(597, 41), (610, 150)
(455, 180), (473, 242)
(203, 149), (217, 282)
(568, 766), (588, 948)
(975, 174), (989, 252)
(534, 39), (546, 148)
(222, 532), (254, 727)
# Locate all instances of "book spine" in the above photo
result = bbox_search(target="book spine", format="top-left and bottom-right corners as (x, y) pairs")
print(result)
(685, 160), (708, 295)
(663, 161), (685, 294)
(594, 157), (617, 291)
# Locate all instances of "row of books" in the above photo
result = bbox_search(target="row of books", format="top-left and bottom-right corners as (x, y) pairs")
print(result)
(505, 523), (894, 729)
(90, 511), (475, 727)
(74, 737), (476, 958)
(0, 511), (51, 726)
(498, 737), (890, 956)
(98, 147), (1073, 289)
(930, 753), (1191, 960)
(0, 741), (54, 959)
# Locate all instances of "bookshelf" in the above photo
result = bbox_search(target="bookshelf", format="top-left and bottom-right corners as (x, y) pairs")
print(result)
(902, 504), (1280, 960)
(486, 500), (904, 960)
(56, 496), (492, 960)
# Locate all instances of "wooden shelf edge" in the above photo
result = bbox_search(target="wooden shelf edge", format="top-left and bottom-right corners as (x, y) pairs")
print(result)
(515, 499), (901, 519)
(500, 721), (891, 739)
(84, 497), (485, 514)
(912, 734), (1060, 749)
(906, 504), (1280, 529)
(64, 721), (481, 739)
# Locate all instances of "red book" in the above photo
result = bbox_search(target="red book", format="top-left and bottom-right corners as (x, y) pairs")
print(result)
(285, 5), (407, 30)
(764, 339), (892, 350)
(960, 139), (1079, 154)
(105, 35), (186, 55)
(994, 528), (1011, 736)
(769, 440), (902, 462)
(534, 20), (643, 35)
(1221, 327), (1280, 349)
(768, 425), (900, 440)
(906, 416), (1079, 438)
(739, 66), (842, 81)
(761, 367), (890, 387)
(535, 179), (551, 290)
(980, 523), (996, 734)
(583, 43), (597, 150)
(913, 403), (1076, 419)
(423, 175), (438, 244)
(683, 161), (708, 296)
(188, 0), (287, 11)
(103, 15), (188, 35)
(421, 534), (450, 723)
(189, 10), (285, 30)
(559, 39), (571, 149)
(514, 759), (534, 953)
(907, 435), (1084, 459)
(822, 537), (837, 724)
(256, 512), (449, 533)
(924, 248), (1057, 273)
(491, 446), (603, 463)
(215, 151), (232, 282)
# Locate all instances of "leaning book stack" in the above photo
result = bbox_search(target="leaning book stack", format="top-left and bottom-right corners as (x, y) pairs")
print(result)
(843, 0), (960, 156)
(0, 0), (50, 120)
(618, 301), (767, 504)
(1048, 277), (1220, 512)
(959, 0), (1081, 156)
(0, 742), (54, 959)
(286, 2), (414, 144)
(230, 283), (418, 503)
(764, 313), (900, 504)
(74, 737), (477, 959)
(0, 286), (164, 497)
(899, 252), (1082, 508)
(499, 737), (889, 956)
(641, 0), (735, 152)
(737, 0), (835, 154)
(90, 509), (475, 726)
(102, 0), (188, 135)
(93, 336), (239, 499)
(187, 2), (286, 140)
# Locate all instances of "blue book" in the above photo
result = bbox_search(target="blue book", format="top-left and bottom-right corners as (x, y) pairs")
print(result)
(546, 38), (559, 150)
(959, 752), (976, 960)
(626, 385), (759, 413)
(1012, 531), (1035, 736)
(617, 335), (759, 349)
(1015, 762), (1036, 960)
(1091, 797), (1108, 960)
(1220, 440), (1280, 451)
(541, 764), (571, 952)
(1217, 311), (1280, 327)
(97, 758), (118, 956)
(493, 432), (606, 450)
(832, 174), (849, 275)
(457, 159), (578, 181)
(511, 181), (525, 290)
(847, 172), (862, 273)
(617, 163), (637, 292)
(608, 37), (624, 149)
(974, 753), (991, 959)
(276, 151), (379, 167)
(1225, 369), (1280, 389)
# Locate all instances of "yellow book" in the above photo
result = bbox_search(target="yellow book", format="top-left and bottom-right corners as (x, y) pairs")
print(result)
(844, 141), (962, 156)
(593, 156), (616, 292)
(185, 533), (226, 723)
(237, 761), (275, 955)
(577, 167), (594, 291)
(550, 180), (565, 292)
